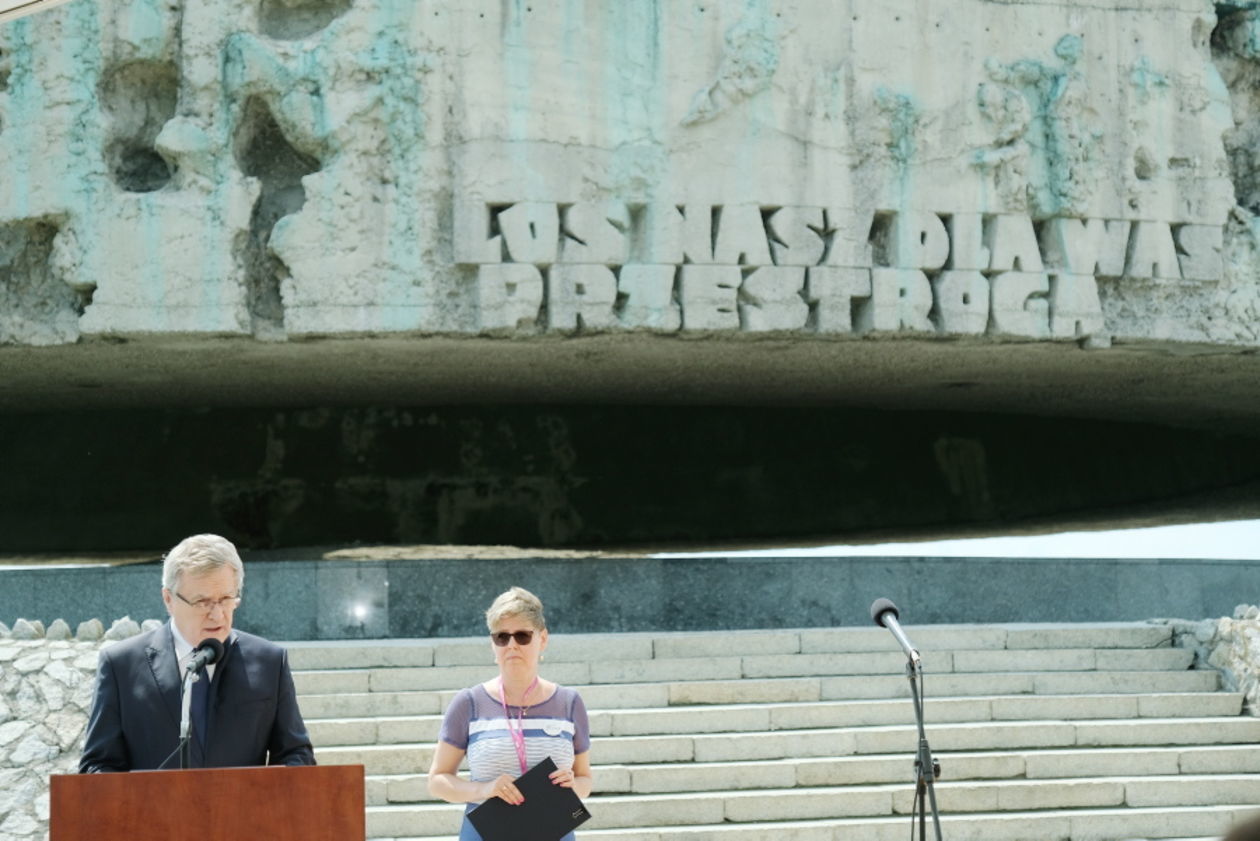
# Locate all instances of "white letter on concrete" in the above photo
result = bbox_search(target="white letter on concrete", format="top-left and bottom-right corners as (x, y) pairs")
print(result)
(1039, 217), (1130, 277)
(1049, 273), (1105, 339)
(859, 269), (934, 332)
(823, 208), (875, 267)
(806, 267), (871, 334)
(739, 266), (807, 331)
(767, 206), (826, 267)
(987, 214), (1044, 272)
(713, 204), (773, 266)
(498, 202), (559, 264)
(1126, 221), (1182, 280)
(643, 204), (717, 264)
(619, 265), (680, 331)
(989, 271), (1049, 337)
(1175, 225), (1224, 282)
(933, 270), (990, 335)
(453, 200), (502, 264)
(947, 213), (990, 271)
(548, 265), (618, 330)
(680, 265), (740, 330)
(888, 211), (950, 270)
(636, 204), (684, 264)
(477, 264), (544, 330)
(559, 203), (629, 265)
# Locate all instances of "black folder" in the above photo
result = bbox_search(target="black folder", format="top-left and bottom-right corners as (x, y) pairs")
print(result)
(467, 756), (592, 841)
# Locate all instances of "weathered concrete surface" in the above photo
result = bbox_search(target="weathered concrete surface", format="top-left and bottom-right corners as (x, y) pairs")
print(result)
(0, 0), (1252, 349)
(5, 0), (1260, 551)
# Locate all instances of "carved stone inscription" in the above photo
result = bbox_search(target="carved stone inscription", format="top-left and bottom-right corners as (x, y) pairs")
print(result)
(456, 201), (1225, 340)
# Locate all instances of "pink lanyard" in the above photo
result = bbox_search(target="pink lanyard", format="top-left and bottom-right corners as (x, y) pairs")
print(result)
(498, 677), (538, 774)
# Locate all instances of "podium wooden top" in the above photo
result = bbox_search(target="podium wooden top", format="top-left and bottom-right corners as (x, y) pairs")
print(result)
(51, 764), (365, 841)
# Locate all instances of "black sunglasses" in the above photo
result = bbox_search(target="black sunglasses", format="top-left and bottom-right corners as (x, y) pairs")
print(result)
(491, 630), (535, 646)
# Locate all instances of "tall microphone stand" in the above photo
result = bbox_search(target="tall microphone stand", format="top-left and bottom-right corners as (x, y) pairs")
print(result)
(906, 653), (943, 841)
(870, 598), (943, 841)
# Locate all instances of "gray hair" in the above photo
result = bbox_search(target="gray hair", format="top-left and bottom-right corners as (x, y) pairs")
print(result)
(485, 586), (546, 631)
(162, 534), (244, 594)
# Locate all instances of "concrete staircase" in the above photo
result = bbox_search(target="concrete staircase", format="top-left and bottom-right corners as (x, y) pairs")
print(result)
(285, 623), (1260, 841)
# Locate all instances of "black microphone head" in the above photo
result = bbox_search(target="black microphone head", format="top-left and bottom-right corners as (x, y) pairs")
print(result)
(196, 637), (225, 665)
(870, 597), (899, 627)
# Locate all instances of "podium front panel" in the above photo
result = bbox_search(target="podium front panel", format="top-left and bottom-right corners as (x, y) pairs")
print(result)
(51, 764), (365, 841)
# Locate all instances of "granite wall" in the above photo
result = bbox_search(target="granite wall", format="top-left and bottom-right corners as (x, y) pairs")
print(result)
(4, 555), (1260, 641)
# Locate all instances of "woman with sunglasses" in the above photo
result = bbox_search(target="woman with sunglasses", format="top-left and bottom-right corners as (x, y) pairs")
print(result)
(428, 586), (593, 840)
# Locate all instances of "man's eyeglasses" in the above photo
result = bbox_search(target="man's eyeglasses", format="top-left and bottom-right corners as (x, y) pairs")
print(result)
(174, 591), (241, 613)
(491, 630), (535, 646)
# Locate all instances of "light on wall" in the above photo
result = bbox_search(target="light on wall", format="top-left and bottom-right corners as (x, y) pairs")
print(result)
(0, 0), (76, 25)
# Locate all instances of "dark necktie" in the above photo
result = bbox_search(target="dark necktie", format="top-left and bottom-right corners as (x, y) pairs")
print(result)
(190, 669), (210, 765)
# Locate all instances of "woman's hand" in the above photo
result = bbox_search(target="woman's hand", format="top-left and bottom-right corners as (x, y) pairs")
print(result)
(484, 773), (524, 805)
(549, 766), (577, 788)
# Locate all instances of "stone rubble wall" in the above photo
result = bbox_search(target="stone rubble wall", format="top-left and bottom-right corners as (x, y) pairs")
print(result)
(1162, 604), (1260, 714)
(0, 617), (157, 841)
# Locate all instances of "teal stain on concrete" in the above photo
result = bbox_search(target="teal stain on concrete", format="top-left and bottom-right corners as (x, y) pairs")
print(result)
(3, 17), (36, 220)
(875, 87), (923, 233)
(980, 34), (1096, 217)
(59, 0), (104, 270)
(502, 1), (544, 200)
(1131, 55), (1170, 105)
(122, 0), (168, 60)
(359, 0), (426, 329)
(600, 1), (669, 200)
(137, 196), (165, 321)
(876, 86), (918, 170)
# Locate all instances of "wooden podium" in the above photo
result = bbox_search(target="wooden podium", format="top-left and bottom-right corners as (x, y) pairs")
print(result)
(50, 765), (365, 841)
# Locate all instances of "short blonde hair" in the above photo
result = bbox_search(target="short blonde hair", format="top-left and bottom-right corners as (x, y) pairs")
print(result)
(162, 534), (244, 594)
(485, 586), (546, 631)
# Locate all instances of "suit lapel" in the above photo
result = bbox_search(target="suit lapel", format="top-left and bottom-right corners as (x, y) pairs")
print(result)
(204, 631), (240, 765)
(146, 624), (182, 729)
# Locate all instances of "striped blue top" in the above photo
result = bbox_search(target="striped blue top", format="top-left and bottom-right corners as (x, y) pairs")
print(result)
(439, 683), (591, 790)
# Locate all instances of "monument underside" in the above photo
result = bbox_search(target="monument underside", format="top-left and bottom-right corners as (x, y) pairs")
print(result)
(4, 0), (1260, 550)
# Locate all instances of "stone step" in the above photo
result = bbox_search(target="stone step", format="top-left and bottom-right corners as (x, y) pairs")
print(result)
(284, 623), (1246, 841)
(304, 692), (1244, 746)
(680, 718), (1260, 764)
(294, 661), (1215, 699)
(502, 805), (1244, 841)
(316, 717), (1260, 775)
(298, 682), (673, 718)
(361, 744), (1260, 805)
(813, 669), (1218, 702)
(291, 647), (1190, 691)
(373, 809), (1244, 841)
(283, 623), (1174, 671)
(300, 691), (443, 719)
(364, 777), (1258, 836)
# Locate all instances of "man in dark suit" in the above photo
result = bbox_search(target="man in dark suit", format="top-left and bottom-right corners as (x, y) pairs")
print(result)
(80, 534), (315, 771)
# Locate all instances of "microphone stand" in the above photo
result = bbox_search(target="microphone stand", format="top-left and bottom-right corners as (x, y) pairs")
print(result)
(178, 666), (199, 770)
(870, 599), (944, 840)
(905, 655), (944, 841)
